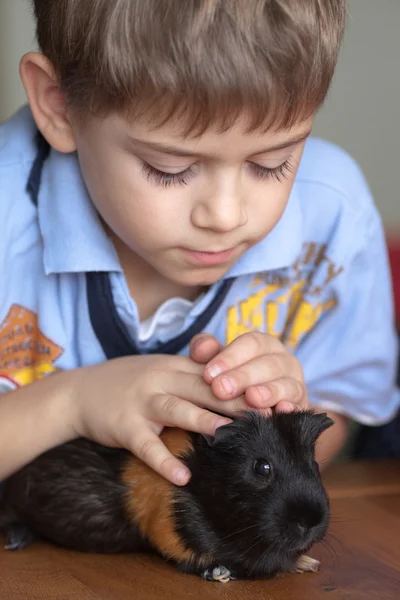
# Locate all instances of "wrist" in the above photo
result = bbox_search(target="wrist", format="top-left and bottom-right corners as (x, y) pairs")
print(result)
(56, 364), (94, 441)
(66, 362), (101, 439)
(32, 368), (81, 449)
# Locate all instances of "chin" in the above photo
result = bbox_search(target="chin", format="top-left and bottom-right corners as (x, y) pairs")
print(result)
(184, 265), (233, 286)
(180, 272), (227, 288)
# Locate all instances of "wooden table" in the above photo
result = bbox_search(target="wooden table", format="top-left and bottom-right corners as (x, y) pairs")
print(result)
(0, 460), (399, 600)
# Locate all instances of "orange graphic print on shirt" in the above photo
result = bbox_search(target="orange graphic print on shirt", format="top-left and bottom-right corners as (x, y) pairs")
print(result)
(0, 304), (63, 394)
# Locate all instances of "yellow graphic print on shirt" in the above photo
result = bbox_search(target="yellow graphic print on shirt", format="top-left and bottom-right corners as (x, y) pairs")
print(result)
(0, 304), (63, 393)
(226, 242), (343, 350)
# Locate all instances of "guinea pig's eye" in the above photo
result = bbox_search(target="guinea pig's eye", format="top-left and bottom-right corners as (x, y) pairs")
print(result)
(253, 459), (272, 478)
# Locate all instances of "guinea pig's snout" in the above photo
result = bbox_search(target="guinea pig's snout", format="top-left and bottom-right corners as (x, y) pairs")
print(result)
(287, 514), (319, 538)
(291, 520), (309, 537)
(284, 499), (328, 547)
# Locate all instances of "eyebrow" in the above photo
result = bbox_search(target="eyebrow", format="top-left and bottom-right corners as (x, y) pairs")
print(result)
(127, 130), (312, 158)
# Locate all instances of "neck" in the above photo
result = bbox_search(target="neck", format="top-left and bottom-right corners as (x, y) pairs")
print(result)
(110, 234), (204, 321)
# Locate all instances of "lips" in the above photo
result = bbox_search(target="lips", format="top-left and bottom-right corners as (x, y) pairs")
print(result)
(189, 248), (233, 254)
(181, 246), (236, 265)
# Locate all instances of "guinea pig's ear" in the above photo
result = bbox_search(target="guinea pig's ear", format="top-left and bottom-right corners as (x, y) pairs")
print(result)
(201, 422), (237, 447)
(305, 412), (334, 445)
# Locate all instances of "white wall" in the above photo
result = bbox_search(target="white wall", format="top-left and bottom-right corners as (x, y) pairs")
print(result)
(0, 0), (399, 229)
(313, 0), (400, 232)
(0, 1), (37, 122)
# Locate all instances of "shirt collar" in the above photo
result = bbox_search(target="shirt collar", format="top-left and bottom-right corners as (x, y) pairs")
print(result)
(38, 149), (302, 277)
(38, 149), (122, 275)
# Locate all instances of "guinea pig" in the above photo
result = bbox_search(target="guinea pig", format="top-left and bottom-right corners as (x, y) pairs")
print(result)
(0, 410), (333, 582)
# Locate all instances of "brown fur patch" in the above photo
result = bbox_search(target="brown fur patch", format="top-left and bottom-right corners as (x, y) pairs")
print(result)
(121, 428), (212, 566)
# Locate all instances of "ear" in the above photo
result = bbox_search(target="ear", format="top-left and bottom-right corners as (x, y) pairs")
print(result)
(306, 412), (334, 444)
(19, 52), (77, 154)
(201, 422), (237, 447)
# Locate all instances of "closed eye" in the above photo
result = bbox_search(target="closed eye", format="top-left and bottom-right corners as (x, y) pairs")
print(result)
(248, 159), (294, 183)
(141, 162), (196, 187)
(141, 157), (294, 187)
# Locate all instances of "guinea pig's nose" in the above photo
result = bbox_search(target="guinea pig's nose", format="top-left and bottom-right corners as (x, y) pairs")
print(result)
(288, 519), (311, 539)
(285, 499), (327, 542)
(296, 522), (308, 537)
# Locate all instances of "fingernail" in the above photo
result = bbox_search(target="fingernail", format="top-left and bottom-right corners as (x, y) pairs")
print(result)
(257, 386), (271, 402)
(206, 363), (223, 379)
(220, 376), (235, 395)
(175, 469), (191, 485)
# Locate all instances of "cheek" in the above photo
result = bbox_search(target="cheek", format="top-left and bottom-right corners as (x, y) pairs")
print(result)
(249, 182), (292, 232)
(78, 151), (183, 245)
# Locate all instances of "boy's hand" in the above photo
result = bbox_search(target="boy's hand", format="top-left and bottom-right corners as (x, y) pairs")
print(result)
(190, 332), (308, 414)
(70, 354), (250, 487)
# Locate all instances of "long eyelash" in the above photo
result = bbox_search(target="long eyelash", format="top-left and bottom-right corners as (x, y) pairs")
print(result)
(141, 162), (195, 187)
(249, 159), (294, 183)
(142, 158), (294, 187)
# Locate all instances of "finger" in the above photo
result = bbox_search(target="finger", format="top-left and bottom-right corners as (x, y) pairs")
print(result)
(189, 334), (223, 365)
(165, 372), (248, 415)
(245, 376), (308, 410)
(132, 429), (192, 486)
(204, 331), (284, 383)
(210, 353), (301, 400)
(258, 407), (273, 417)
(149, 394), (232, 434)
(275, 400), (300, 413)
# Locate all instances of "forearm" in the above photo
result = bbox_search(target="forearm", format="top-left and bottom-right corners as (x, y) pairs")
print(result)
(0, 370), (78, 482)
(311, 407), (349, 470)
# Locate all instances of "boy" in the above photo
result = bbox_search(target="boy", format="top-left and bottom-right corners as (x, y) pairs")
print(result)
(0, 0), (398, 488)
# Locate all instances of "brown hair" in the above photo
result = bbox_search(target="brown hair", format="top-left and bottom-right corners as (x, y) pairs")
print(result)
(31, 0), (347, 134)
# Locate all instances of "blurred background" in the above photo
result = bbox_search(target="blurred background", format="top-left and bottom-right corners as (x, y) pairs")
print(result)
(1, 0), (399, 314)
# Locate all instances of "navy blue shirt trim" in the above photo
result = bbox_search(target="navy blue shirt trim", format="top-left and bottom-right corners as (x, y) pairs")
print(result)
(86, 272), (234, 358)
(26, 131), (51, 207)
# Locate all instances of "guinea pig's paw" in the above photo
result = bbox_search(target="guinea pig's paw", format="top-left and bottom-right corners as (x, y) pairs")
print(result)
(294, 554), (320, 574)
(2, 522), (37, 551)
(201, 565), (237, 583)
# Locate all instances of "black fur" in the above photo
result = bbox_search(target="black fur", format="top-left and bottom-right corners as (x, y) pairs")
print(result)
(0, 439), (150, 553)
(175, 410), (333, 578)
(0, 410), (332, 580)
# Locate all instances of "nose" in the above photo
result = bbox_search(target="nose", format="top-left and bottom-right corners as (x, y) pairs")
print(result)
(296, 522), (309, 537)
(191, 182), (247, 233)
(288, 513), (323, 540)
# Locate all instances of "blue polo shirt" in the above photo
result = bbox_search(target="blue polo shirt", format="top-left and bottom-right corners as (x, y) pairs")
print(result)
(0, 105), (399, 425)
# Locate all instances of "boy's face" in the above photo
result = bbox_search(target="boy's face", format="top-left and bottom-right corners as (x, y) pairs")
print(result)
(73, 112), (312, 288)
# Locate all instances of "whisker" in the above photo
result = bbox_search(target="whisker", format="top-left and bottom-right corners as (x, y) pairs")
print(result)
(324, 531), (346, 555)
(250, 537), (280, 576)
(320, 539), (338, 563)
(329, 517), (354, 524)
(240, 532), (266, 558)
(219, 522), (261, 543)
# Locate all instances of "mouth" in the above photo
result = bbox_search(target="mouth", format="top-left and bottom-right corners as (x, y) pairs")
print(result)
(288, 541), (314, 555)
(180, 246), (237, 265)
(288, 528), (328, 555)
